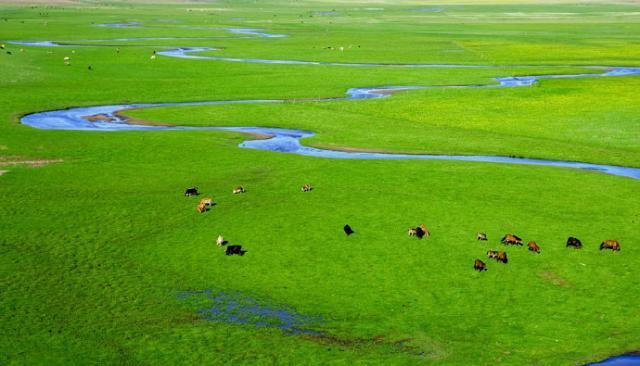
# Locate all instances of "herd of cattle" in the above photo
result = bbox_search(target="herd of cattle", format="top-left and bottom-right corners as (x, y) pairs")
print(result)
(184, 185), (621, 265)
(472, 233), (621, 272)
(184, 184), (313, 256)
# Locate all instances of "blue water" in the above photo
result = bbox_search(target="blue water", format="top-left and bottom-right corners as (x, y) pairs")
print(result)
(178, 290), (322, 335)
(587, 355), (640, 365)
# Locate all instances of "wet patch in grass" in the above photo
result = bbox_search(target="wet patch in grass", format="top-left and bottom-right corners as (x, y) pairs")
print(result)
(178, 290), (323, 335)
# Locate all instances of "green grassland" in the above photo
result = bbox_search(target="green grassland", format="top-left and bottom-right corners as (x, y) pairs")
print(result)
(1, 1), (639, 365)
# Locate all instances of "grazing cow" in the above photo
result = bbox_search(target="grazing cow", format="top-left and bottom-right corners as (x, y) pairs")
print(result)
(196, 202), (207, 213)
(232, 186), (245, 194)
(600, 240), (620, 251)
(184, 187), (199, 196)
(408, 224), (428, 239)
(226, 245), (246, 256)
(487, 250), (507, 263)
(501, 234), (523, 245)
(301, 183), (312, 192)
(496, 251), (508, 264)
(566, 237), (582, 249)
(419, 224), (430, 238)
(474, 259), (487, 271)
(528, 241), (541, 253)
(200, 197), (214, 207)
(477, 232), (488, 241)
(216, 235), (226, 247)
(343, 224), (354, 236)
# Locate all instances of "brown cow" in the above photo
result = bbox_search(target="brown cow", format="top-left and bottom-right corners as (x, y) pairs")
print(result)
(496, 251), (508, 264)
(474, 259), (487, 271)
(301, 184), (312, 192)
(600, 240), (620, 251)
(199, 197), (214, 207)
(419, 224), (430, 238)
(487, 250), (507, 263)
(501, 234), (523, 245)
(196, 202), (207, 213)
(527, 241), (541, 253)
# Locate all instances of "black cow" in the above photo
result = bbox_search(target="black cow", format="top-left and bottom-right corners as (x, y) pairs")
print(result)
(184, 187), (199, 196)
(226, 245), (246, 256)
(566, 237), (582, 249)
(344, 225), (354, 236)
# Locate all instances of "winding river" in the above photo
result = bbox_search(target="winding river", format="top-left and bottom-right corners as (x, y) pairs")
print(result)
(9, 24), (640, 179)
(19, 71), (640, 180)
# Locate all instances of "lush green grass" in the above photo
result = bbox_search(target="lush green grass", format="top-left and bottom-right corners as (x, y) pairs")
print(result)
(1, 1), (639, 365)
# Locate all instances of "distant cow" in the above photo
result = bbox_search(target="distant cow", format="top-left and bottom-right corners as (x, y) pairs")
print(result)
(232, 186), (245, 194)
(487, 250), (507, 263)
(216, 235), (226, 247)
(415, 226), (426, 239)
(226, 245), (246, 256)
(200, 197), (214, 207)
(528, 241), (541, 253)
(301, 184), (312, 192)
(184, 187), (199, 196)
(419, 224), (430, 238)
(496, 251), (508, 264)
(408, 224), (428, 239)
(501, 234), (523, 245)
(474, 259), (487, 271)
(344, 224), (354, 236)
(567, 237), (582, 249)
(196, 202), (207, 213)
(600, 240), (620, 251)
(477, 232), (488, 241)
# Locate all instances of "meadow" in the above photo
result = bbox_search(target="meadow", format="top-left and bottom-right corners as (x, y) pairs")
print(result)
(1, 1), (639, 365)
